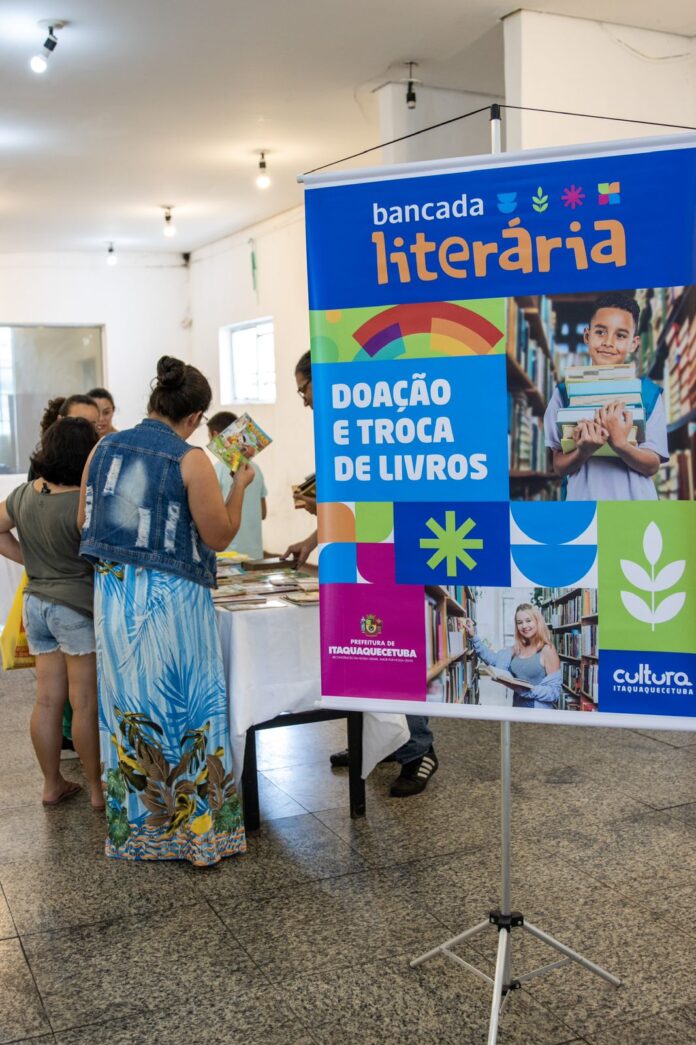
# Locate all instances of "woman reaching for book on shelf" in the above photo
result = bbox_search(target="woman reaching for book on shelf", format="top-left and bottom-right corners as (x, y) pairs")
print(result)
(463, 605), (561, 710)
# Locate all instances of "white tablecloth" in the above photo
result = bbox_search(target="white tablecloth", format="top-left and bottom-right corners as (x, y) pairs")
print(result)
(216, 602), (409, 780)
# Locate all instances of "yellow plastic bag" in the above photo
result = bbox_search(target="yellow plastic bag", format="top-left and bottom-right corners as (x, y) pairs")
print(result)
(1, 572), (35, 670)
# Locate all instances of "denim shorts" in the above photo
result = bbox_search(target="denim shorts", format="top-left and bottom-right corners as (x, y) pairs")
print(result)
(23, 594), (96, 656)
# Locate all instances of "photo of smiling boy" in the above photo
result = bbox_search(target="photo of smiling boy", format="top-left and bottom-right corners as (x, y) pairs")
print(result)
(543, 292), (668, 500)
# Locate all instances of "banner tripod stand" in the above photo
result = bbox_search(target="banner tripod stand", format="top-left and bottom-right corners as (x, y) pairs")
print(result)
(410, 721), (621, 1044)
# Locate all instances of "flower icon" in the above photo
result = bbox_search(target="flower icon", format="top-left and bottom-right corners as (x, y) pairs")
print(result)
(561, 185), (585, 209)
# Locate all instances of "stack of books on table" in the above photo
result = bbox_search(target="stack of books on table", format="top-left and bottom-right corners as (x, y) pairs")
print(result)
(557, 363), (645, 457)
(213, 559), (316, 611)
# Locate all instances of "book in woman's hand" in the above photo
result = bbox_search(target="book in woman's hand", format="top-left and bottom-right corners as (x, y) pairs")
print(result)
(208, 413), (272, 473)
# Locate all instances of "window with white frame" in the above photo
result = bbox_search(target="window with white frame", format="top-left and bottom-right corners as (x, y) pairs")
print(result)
(219, 318), (276, 404)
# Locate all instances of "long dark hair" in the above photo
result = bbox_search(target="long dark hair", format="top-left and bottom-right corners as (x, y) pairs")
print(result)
(39, 394), (98, 435)
(30, 417), (99, 486)
(147, 356), (212, 422)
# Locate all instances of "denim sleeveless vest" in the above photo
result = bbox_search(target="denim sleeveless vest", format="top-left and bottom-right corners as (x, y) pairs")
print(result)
(80, 419), (216, 588)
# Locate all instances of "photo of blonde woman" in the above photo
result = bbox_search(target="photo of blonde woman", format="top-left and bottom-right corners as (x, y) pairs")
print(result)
(464, 601), (561, 709)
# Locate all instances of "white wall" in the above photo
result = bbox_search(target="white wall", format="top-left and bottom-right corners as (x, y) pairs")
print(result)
(376, 84), (503, 165)
(188, 208), (316, 556)
(0, 251), (190, 500)
(504, 11), (696, 151)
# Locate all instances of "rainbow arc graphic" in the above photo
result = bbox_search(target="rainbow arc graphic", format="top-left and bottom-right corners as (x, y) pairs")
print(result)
(353, 302), (503, 358)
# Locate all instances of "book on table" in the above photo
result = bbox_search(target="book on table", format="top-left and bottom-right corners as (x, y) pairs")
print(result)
(284, 591), (320, 606)
(241, 557), (291, 571)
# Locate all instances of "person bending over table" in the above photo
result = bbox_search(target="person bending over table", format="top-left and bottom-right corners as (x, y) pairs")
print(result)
(464, 604), (561, 709)
(79, 356), (254, 866)
(282, 351), (438, 798)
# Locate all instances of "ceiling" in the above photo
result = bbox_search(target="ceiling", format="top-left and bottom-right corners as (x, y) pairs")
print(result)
(0, 0), (694, 253)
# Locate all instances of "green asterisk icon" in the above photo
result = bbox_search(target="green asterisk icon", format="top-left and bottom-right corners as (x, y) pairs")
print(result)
(419, 512), (483, 576)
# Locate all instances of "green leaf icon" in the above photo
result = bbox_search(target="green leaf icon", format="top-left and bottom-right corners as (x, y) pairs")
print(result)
(532, 186), (549, 212)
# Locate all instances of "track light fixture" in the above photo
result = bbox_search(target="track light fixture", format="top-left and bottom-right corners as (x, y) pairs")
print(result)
(405, 61), (419, 110)
(30, 20), (65, 75)
(106, 243), (118, 267)
(162, 206), (176, 238)
(255, 152), (271, 190)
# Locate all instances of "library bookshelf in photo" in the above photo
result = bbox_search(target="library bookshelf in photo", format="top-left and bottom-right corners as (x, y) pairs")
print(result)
(638, 284), (696, 501)
(540, 587), (598, 712)
(425, 585), (479, 704)
(506, 295), (560, 502)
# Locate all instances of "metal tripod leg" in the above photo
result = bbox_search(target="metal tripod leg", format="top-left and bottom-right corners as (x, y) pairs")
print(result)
(487, 928), (510, 1045)
(410, 920), (493, 985)
(523, 921), (621, 987)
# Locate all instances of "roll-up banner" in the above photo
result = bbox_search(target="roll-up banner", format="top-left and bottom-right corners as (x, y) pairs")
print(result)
(302, 134), (696, 729)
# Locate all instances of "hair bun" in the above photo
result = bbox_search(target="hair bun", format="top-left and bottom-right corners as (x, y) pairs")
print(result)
(156, 356), (187, 389)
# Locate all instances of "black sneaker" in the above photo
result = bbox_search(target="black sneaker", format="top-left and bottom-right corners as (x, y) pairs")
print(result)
(390, 747), (438, 798)
(329, 748), (398, 768)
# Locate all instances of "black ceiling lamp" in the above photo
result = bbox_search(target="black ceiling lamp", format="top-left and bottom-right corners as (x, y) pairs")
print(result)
(405, 61), (418, 110)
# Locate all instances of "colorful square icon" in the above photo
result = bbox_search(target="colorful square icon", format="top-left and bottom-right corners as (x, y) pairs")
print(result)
(597, 181), (620, 205)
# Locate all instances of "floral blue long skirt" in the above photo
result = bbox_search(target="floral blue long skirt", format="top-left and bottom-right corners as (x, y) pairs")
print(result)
(94, 563), (246, 866)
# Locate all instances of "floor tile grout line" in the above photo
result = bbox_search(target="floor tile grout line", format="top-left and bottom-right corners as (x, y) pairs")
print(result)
(0, 879), (20, 939)
(31, 1008), (153, 1042)
(17, 932), (57, 1039)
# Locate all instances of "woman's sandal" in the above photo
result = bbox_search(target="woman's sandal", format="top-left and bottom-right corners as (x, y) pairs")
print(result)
(42, 782), (82, 807)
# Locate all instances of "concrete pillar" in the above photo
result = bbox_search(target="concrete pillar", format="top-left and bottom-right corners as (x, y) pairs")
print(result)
(503, 10), (696, 151)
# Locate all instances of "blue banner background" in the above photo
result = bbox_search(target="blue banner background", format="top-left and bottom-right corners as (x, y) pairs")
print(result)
(306, 146), (696, 309)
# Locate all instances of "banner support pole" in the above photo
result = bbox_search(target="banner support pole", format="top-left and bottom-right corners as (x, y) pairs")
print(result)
(410, 104), (621, 1045)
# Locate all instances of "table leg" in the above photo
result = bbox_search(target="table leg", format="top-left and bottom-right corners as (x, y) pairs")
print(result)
(241, 727), (261, 834)
(347, 712), (366, 819)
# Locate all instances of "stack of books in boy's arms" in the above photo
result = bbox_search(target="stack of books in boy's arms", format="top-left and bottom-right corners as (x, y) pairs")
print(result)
(557, 362), (645, 458)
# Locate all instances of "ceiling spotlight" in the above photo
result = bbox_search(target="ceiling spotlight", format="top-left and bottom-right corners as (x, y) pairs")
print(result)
(162, 206), (176, 238)
(30, 20), (65, 75)
(255, 152), (271, 190)
(404, 61), (419, 110)
(106, 243), (118, 267)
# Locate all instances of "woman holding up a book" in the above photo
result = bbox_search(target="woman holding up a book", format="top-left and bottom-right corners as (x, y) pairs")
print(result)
(464, 605), (561, 709)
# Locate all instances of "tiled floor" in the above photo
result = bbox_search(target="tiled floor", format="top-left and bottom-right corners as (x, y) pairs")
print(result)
(1, 668), (695, 1044)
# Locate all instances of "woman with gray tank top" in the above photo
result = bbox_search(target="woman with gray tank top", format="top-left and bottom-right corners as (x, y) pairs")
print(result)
(464, 603), (562, 709)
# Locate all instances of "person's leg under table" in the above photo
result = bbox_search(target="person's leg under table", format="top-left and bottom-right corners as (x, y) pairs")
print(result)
(390, 715), (438, 798)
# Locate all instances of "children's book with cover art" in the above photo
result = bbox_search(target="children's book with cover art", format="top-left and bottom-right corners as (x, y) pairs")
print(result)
(207, 413), (272, 473)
